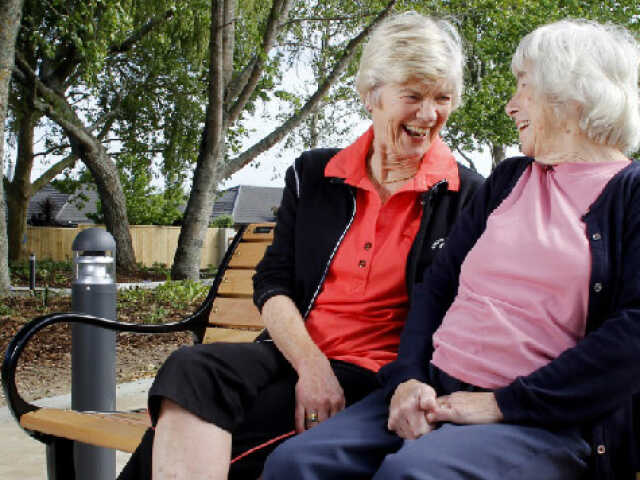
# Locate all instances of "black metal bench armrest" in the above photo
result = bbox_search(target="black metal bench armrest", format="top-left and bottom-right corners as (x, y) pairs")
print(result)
(1, 225), (249, 441)
(1, 310), (208, 431)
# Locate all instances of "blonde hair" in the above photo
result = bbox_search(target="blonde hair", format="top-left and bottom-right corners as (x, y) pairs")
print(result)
(356, 11), (465, 109)
(512, 19), (640, 153)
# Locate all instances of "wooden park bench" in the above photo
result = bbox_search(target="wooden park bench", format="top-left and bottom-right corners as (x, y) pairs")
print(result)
(1, 223), (275, 479)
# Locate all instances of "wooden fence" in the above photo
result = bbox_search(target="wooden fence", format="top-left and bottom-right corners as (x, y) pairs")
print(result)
(25, 225), (236, 268)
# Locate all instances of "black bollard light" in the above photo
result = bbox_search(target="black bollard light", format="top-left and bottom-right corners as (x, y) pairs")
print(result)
(29, 253), (36, 291)
(71, 228), (117, 480)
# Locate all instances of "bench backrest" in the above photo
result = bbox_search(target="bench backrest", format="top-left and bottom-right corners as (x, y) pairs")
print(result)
(202, 223), (274, 343)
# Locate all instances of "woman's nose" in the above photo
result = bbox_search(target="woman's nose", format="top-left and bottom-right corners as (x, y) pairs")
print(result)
(418, 100), (437, 121)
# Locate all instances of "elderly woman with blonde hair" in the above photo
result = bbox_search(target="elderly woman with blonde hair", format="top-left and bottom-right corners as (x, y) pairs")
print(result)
(262, 19), (640, 480)
(118, 11), (483, 480)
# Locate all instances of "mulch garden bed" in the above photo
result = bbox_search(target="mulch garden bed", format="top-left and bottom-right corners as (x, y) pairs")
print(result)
(1, 269), (201, 407)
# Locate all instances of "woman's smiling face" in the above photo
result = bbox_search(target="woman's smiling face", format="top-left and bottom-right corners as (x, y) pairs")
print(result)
(505, 67), (574, 158)
(370, 80), (453, 161)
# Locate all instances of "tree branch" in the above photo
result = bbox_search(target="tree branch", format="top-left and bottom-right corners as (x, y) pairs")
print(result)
(281, 13), (378, 28)
(33, 143), (70, 158)
(32, 153), (78, 191)
(222, 0), (236, 87)
(225, 0), (294, 127)
(16, 52), (94, 146)
(224, 0), (398, 177)
(109, 7), (176, 54)
(455, 146), (478, 173)
(225, 57), (258, 104)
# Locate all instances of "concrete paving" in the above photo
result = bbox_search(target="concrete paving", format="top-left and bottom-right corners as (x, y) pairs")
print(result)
(0, 378), (153, 479)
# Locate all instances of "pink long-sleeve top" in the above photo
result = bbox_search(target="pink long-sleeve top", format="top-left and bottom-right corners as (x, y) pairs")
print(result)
(431, 160), (629, 389)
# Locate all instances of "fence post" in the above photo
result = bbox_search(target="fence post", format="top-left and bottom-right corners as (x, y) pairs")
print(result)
(218, 228), (235, 266)
(71, 228), (117, 480)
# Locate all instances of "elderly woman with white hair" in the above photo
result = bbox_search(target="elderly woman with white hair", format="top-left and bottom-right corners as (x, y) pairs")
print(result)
(261, 18), (640, 480)
(118, 12), (483, 480)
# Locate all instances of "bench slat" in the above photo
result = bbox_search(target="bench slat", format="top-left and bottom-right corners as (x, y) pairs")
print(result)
(20, 410), (149, 453)
(217, 269), (255, 297)
(203, 327), (260, 344)
(241, 223), (275, 242)
(228, 242), (269, 269)
(209, 297), (263, 329)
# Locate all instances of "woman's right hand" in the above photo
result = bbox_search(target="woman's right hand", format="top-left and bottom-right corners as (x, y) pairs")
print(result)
(294, 355), (346, 433)
(388, 379), (437, 439)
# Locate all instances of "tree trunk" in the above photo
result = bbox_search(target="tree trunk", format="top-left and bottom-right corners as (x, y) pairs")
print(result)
(6, 105), (38, 261)
(0, 0), (25, 292)
(172, 0), (227, 280)
(13, 55), (138, 273)
(172, 0), (397, 279)
(491, 142), (506, 170)
(68, 137), (137, 272)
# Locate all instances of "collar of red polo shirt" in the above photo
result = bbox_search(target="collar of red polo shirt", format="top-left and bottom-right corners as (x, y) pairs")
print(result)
(325, 126), (460, 192)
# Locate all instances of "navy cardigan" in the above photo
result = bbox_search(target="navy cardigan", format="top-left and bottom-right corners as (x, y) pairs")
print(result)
(379, 156), (640, 480)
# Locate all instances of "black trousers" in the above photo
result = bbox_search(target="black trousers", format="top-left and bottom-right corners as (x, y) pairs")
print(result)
(117, 341), (380, 479)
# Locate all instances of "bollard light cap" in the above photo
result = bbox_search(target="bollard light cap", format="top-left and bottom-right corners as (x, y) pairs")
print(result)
(72, 228), (116, 254)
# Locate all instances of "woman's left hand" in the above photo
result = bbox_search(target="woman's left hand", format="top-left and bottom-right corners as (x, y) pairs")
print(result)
(427, 392), (504, 425)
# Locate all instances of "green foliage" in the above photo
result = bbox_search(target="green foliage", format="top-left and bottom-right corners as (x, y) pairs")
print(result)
(209, 215), (234, 228)
(9, 259), (72, 286)
(11, 0), (207, 218)
(0, 303), (11, 316)
(278, 0), (394, 152)
(153, 280), (209, 305)
(59, 152), (186, 226)
(139, 262), (172, 279)
(400, 0), (640, 166)
(117, 279), (209, 324)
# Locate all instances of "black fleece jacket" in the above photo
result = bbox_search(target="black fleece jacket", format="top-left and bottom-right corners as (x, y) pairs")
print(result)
(252, 147), (483, 321)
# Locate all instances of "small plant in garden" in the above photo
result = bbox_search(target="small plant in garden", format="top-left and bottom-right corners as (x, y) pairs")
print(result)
(209, 215), (234, 228)
(200, 265), (218, 279)
(0, 303), (12, 316)
(9, 259), (73, 287)
(143, 262), (171, 280)
(153, 280), (209, 308)
(117, 280), (208, 324)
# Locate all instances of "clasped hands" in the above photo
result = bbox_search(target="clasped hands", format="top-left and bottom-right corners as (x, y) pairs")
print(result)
(388, 379), (504, 440)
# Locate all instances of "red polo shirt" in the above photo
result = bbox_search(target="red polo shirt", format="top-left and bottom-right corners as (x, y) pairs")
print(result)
(305, 127), (459, 372)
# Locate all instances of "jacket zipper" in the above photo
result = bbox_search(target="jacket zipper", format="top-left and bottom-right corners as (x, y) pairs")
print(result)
(405, 180), (446, 296)
(302, 188), (357, 319)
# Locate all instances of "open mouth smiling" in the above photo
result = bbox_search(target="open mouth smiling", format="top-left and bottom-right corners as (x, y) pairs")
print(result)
(403, 124), (430, 137)
(517, 120), (530, 132)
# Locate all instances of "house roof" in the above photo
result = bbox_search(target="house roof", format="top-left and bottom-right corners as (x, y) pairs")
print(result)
(57, 188), (100, 224)
(28, 183), (282, 226)
(27, 185), (68, 221)
(28, 185), (99, 225)
(210, 186), (239, 219)
(211, 185), (283, 224)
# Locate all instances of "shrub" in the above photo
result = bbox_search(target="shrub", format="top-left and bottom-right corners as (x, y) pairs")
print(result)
(209, 215), (234, 228)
